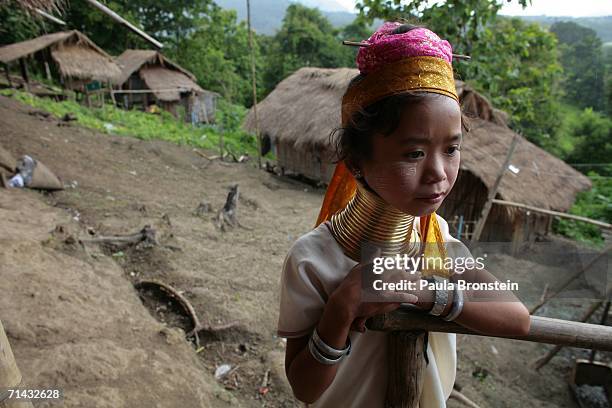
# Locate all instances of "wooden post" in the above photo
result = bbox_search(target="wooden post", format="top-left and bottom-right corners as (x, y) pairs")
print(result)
(127, 80), (132, 108)
(3, 64), (11, 88)
(0, 320), (33, 408)
(588, 300), (610, 362)
(18, 59), (29, 92)
(470, 134), (519, 244)
(142, 89), (148, 111)
(386, 331), (426, 408)
(456, 215), (464, 240)
(84, 86), (91, 108)
(44, 62), (52, 82)
(67, 78), (75, 101)
(246, 0), (261, 168)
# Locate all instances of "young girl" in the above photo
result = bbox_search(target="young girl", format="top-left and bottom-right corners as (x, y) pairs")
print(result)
(277, 23), (530, 407)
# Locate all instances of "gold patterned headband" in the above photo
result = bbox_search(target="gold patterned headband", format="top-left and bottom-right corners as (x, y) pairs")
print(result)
(341, 56), (458, 126)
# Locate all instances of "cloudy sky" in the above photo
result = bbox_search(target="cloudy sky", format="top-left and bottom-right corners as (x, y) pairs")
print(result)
(331, 0), (611, 17)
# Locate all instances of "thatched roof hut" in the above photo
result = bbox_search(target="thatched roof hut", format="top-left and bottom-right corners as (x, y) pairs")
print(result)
(114, 50), (203, 101)
(245, 67), (592, 245)
(0, 30), (120, 83)
(113, 50), (216, 123)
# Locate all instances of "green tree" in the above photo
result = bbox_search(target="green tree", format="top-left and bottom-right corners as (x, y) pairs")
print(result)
(554, 172), (612, 245)
(262, 4), (351, 93)
(175, 4), (263, 106)
(62, 1), (145, 54)
(550, 21), (606, 111)
(604, 43), (612, 115)
(339, 18), (371, 67)
(468, 18), (563, 147)
(0, 4), (44, 46)
(565, 108), (612, 175)
(355, 0), (530, 56)
(60, 1), (215, 54)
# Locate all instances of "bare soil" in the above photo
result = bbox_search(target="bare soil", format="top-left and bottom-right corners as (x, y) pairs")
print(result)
(0, 95), (609, 408)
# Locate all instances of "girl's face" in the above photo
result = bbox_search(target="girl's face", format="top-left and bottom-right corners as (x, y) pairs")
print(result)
(360, 95), (462, 217)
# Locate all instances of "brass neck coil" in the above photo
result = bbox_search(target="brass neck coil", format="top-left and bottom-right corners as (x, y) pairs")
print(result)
(329, 183), (420, 262)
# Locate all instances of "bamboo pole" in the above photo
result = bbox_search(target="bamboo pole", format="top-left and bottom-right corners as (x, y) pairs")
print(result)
(246, 0), (261, 169)
(492, 199), (612, 230)
(83, 0), (163, 49)
(111, 88), (192, 95)
(367, 310), (612, 351)
(470, 134), (519, 244)
(533, 297), (606, 370)
(34, 8), (66, 25)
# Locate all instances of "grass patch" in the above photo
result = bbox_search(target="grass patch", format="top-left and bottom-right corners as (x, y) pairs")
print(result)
(0, 89), (259, 157)
(554, 172), (611, 247)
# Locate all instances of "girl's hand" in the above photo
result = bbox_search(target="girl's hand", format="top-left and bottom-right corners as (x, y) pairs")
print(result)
(328, 253), (419, 332)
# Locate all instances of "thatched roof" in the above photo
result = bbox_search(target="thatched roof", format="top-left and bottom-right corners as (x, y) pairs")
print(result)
(13, 0), (64, 13)
(245, 67), (591, 212)
(113, 50), (202, 101)
(0, 30), (120, 82)
(140, 66), (203, 101)
(461, 118), (591, 211)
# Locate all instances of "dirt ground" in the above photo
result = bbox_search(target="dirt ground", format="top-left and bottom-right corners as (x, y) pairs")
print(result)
(0, 94), (609, 407)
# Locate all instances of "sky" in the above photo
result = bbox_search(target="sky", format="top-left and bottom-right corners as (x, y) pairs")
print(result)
(330, 0), (612, 17)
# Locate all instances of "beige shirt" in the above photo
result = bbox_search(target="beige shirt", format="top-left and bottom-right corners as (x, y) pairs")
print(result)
(277, 215), (460, 408)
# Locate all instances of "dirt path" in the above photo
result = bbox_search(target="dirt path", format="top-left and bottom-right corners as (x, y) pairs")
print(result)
(0, 95), (608, 407)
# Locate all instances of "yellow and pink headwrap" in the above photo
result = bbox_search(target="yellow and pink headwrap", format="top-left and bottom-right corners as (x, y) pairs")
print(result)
(315, 23), (460, 248)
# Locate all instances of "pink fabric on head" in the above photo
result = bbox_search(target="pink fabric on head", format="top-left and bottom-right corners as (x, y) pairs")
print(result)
(356, 22), (453, 74)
